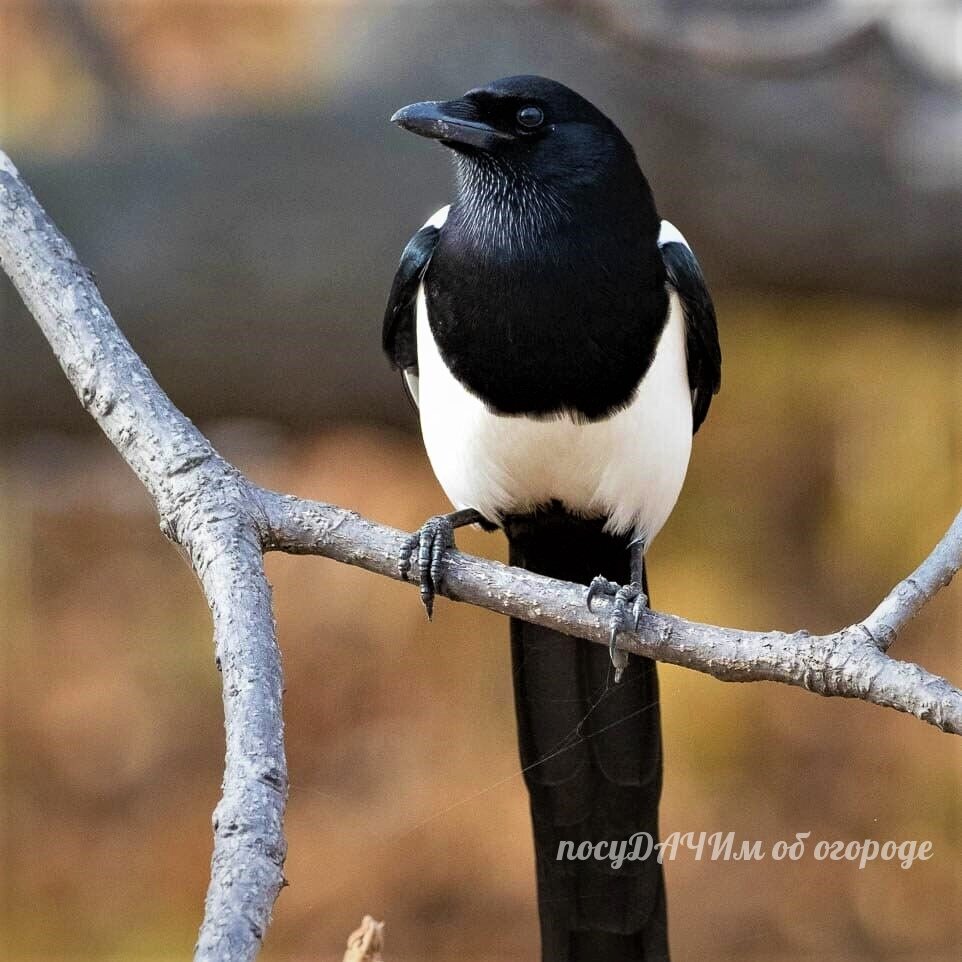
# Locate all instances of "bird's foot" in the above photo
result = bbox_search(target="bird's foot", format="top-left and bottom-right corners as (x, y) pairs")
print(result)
(398, 513), (467, 619)
(586, 577), (648, 682)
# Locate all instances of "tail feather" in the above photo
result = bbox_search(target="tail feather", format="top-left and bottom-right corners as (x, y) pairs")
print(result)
(506, 506), (668, 962)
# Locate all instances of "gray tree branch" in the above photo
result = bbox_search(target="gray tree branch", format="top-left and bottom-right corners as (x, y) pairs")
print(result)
(1, 148), (960, 960)
(0, 152), (288, 962)
(259, 493), (962, 735)
(537, 1), (911, 77)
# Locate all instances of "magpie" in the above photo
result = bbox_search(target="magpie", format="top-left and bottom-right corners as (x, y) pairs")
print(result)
(383, 76), (720, 962)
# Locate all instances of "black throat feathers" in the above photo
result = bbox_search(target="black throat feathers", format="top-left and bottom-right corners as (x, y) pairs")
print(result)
(424, 150), (669, 422)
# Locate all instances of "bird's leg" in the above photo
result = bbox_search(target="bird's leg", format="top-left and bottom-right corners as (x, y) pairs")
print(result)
(398, 508), (485, 619)
(585, 539), (648, 683)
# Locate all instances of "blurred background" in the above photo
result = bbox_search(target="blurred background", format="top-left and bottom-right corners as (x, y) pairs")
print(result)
(1, 1), (960, 960)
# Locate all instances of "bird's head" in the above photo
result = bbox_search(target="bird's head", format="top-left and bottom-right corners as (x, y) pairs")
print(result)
(391, 76), (644, 211)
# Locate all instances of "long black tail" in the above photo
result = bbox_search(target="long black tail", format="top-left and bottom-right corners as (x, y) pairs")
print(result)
(506, 508), (668, 962)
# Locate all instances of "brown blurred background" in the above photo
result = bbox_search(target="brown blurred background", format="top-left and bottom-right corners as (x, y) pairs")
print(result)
(1, 2), (960, 960)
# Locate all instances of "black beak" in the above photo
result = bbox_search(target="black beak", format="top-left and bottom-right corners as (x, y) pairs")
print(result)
(390, 100), (512, 151)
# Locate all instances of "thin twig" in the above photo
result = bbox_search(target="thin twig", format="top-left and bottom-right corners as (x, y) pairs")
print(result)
(259, 492), (962, 735)
(343, 916), (386, 962)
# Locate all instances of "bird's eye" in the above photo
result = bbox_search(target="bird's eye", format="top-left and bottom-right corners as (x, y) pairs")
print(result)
(516, 105), (544, 129)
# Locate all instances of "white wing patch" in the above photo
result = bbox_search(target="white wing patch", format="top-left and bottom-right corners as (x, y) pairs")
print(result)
(424, 204), (450, 229)
(403, 205), (451, 410)
(403, 369), (420, 406)
(658, 219), (689, 250)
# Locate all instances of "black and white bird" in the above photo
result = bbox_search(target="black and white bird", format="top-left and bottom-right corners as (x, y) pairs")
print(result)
(383, 76), (720, 962)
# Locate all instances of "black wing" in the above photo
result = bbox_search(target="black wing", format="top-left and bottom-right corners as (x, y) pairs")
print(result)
(660, 234), (721, 433)
(382, 223), (442, 406)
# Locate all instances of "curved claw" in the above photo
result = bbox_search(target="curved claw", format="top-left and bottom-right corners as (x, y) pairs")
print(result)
(587, 577), (646, 682)
(608, 622), (622, 666)
(586, 575), (618, 612)
(609, 584), (636, 677)
(397, 515), (456, 620)
(631, 591), (649, 630)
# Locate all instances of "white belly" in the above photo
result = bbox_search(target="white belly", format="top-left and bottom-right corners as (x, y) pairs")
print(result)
(414, 287), (693, 544)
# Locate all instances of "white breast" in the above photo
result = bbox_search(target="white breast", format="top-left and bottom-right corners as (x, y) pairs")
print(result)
(415, 287), (693, 544)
